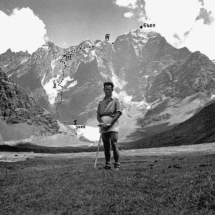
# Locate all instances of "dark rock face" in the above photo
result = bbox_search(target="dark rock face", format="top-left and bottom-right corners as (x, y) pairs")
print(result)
(146, 51), (215, 102)
(0, 68), (59, 135)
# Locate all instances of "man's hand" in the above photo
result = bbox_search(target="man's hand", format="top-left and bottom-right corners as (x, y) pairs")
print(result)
(105, 123), (112, 130)
(98, 123), (106, 130)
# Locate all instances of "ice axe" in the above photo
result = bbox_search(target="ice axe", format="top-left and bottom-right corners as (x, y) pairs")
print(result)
(94, 132), (102, 169)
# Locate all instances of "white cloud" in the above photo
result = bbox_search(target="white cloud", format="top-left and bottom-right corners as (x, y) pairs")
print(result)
(124, 12), (134, 18)
(204, 0), (215, 15)
(114, 0), (137, 8)
(0, 7), (48, 54)
(114, 0), (215, 60)
(145, 0), (201, 46)
(183, 19), (215, 60)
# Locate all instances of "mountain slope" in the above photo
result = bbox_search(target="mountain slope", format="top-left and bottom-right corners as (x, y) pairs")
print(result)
(124, 98), (215, 149)
(0, 68), (60, 142)
(118, 50), (215, 143)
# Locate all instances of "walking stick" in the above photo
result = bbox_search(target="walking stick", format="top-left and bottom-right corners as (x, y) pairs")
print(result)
(94, 133), (102, 169)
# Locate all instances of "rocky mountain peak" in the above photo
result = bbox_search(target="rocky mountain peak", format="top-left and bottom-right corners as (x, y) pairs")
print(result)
(5, 48), (12, 54)
(0, 49), (30, 75)
(189, 51), (210, 62)
(3, 48), (29, 56)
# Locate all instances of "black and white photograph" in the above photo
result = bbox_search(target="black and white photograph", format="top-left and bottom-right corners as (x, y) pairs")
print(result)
(0, 0), (215, 214)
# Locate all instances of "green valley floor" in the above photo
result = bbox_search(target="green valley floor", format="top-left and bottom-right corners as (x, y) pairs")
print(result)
(1, 144), (215, 215)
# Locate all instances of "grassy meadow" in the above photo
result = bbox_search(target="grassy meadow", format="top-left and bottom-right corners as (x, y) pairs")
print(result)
(1, 150), (215, 215)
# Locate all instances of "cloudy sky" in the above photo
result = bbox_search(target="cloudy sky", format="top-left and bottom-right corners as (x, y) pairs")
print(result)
(0, 0), (215, 60)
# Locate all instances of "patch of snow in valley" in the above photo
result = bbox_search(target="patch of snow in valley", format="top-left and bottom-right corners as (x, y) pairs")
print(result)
(41, 74), (60, 104)
(42, 77), (60, 105)
(70, 125), (100, 142)
(42, 72), (75, 104)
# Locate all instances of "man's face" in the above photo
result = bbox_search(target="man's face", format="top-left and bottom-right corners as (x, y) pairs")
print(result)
(104, 85), (113, 97)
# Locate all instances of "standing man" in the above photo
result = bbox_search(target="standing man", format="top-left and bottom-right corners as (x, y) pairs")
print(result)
(97, 82), (122, 170)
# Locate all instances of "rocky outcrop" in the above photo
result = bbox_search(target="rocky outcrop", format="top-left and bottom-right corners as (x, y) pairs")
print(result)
(0, 68), (59, 135)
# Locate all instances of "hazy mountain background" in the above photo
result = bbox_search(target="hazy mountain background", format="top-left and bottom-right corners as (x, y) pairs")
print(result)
(1, 28), (215, 150)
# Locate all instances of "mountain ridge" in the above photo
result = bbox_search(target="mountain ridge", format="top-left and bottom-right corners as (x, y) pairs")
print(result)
(1, 28), (215, 144)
